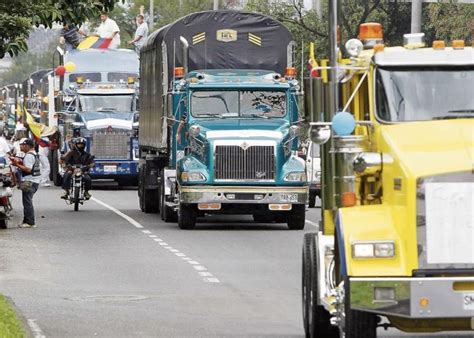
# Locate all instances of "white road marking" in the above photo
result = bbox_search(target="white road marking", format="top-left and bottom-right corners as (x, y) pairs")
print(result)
(28, 319), (46, 338)
(91, 197), (220, 284)
(199, 272), (213, 277)
(92, 197), (143, 229)
(305, 219), (319, 227)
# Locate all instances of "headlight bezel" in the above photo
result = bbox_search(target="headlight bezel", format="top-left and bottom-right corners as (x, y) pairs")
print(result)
(181, 171), (206, 182)
(351, 241), (395, 259)
(284, 171), (307, 182)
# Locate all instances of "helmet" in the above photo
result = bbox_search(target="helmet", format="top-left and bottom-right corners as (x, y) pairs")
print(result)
(73, 137), (86, 145)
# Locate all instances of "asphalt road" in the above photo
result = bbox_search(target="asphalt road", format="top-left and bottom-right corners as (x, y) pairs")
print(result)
(0, 187), (472, 337)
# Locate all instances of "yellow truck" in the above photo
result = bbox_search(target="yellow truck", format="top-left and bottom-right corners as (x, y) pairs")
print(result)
(302, 21), (474, 338)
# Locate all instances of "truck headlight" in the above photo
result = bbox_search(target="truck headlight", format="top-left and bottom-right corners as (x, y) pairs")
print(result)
(352, 241), (395, 258)
(284, 172), (307, 182)
(181, 171), (206, 182)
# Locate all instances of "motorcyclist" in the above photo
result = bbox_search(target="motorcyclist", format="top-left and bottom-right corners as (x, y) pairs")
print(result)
(61, 137), (94, 200)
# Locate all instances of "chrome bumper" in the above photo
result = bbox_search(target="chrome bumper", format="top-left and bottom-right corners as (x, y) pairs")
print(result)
(179, 185), (308, 204)
(350, 276), (474, 318)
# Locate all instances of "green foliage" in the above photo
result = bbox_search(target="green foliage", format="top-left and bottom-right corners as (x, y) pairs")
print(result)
(0, 0), (122, 58)
(245, 0), (472, 76)
(0, 38), (59, 87)
(0, 295), (26, 337)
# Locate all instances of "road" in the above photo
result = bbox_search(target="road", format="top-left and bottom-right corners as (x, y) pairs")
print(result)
(0, 187), (472, 337)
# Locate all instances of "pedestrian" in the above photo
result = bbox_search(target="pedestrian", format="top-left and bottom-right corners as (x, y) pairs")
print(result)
(128, 14), (148, 55)
(38, 142), (51, 187)
(96, 12), (121, 49)
(0, 132), (12, 161)
(60, 23), (88, 51)
(10, 138), (41, 228)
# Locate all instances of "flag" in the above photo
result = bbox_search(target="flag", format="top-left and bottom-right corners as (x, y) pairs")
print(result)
(308, 42), (320, 78)
(77, 36), (112, 50)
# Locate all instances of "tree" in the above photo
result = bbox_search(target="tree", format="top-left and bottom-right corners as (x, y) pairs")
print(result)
(0, 0), (122, 59)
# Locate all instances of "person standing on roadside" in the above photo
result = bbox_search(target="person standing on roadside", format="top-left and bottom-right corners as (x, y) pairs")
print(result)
(128, 14), (148, 55)
(10, 138), (41, 228)
(96, 12), (121, 49)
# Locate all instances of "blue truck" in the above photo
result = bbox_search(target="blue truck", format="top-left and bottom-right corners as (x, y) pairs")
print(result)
(138, 10), (307, 229)
(51, 48), (140, 186)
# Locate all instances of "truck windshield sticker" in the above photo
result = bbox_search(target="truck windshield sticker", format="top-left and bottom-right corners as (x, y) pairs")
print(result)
(191, 90), (286, 118)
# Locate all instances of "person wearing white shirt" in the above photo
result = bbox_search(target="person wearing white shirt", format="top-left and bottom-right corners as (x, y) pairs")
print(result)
(97, 13), (120, 49)
(0, 135), (12, 159)
(128, 14), (148, 55)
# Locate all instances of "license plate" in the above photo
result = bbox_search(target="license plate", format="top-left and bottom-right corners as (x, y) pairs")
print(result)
(463, 293), (474, 310)
(103, 165), (117, 173)
(280, 193), (298, 203)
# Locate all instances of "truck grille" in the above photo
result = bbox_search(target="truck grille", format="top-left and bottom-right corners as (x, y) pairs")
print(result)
(91, 130), (130, 159)
(214, 145), (275, 181)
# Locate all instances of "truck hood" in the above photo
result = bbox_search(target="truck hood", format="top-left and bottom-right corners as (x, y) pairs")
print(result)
(380, 119), (473, 177)
(196, 118), (289, 141)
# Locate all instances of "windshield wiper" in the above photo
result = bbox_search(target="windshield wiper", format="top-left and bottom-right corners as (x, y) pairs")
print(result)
(194, 113), (223, 118)
(244, 113), (268, 119)
(447, 109), (474, 114)
(97, 108), (117, 112)
(434, 111), (474, 120)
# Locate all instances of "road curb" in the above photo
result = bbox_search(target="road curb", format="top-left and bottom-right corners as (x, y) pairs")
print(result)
(2, 295), (34, 338)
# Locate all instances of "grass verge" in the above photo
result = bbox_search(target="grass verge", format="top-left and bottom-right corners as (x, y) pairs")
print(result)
(0, 294), (26, 337)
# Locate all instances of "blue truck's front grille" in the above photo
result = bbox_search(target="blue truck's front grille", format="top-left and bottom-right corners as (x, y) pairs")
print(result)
(214, 145), (275, 181)
(91, 130), (130, 159)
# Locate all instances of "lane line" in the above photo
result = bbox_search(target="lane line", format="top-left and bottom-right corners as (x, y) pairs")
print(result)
(28, 319), (46, 338)
(92, 197), (143, 229)
(305, 219), (319, 228)
(91, 196), (220, 284)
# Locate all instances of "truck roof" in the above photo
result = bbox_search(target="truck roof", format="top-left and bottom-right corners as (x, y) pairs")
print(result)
(185, 70), (290, 89)
(141, 10), (294, 80)
(374, 46), (474, 67)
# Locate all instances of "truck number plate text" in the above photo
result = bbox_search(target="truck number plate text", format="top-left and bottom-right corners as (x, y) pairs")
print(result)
(104, 165), (117, 174)
(280, 194), (298, 203)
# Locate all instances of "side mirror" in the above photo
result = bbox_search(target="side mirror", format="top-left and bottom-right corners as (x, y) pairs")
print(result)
(132, 121), (139, 129)
(309, 124), (331, 145)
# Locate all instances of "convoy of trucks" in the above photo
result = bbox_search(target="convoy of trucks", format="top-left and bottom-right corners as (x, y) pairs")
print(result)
(137, 10), (307, 230)
(301, 11), (474, 338)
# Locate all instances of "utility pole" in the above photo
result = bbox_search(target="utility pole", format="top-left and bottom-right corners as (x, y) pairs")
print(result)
(313, 0), (322, 19)
(214, 0), (219, 10)
(411, 0), (422, 33)
(149, 0), (154, 30)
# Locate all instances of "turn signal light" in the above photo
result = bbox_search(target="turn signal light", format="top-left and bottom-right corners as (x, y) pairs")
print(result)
(76, 76), (84, 84)
(452, 40), (465, 50)
(432, 40), (445, 50)
(174, 67), (185, 78)
(198, 203), (221, 210)
(127, 76), (135, 84)
(373, 44), (385, 53)
(269, 204), (292, 211)
(285, 67), (297, 78)
(341, 192), (357, 207)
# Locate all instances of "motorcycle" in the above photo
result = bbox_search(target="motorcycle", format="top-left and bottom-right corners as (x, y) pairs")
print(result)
(66, 165), (88, 211)
(0, 163), (14, 228)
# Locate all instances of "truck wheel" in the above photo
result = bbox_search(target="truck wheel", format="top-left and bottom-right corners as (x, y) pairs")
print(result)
(139, 165), (159, 213)
(178, 203), (196, 230)
(304, 233), (339, 338)
(287, 204), (305, 230)
(343, 277), (377, 338)
(0, 217), (8, 229)
(308, 193), (316, 208)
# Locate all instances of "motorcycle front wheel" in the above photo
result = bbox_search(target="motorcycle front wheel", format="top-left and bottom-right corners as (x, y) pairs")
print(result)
(74, 187), (80, 211)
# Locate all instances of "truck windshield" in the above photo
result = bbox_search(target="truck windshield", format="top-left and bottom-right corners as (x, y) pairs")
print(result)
(78, 94), (134, 112)
(191, 90), (286, 118)
(376, 67), (474, 122)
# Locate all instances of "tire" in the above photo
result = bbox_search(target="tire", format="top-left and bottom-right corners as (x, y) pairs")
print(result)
(0, 217), (8, 229)
(287, 204), (305, 230)
(178, 203), (196, 230)
(138, 166), (145, 211)
(308, 193), (316, 208)
(305, 233), (339, 338)
(73, 187), (80, 211)
(140, 164), (159, 213)
(52, 150), (62, 186)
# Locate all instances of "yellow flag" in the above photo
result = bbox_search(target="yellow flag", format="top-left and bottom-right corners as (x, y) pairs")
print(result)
(77, 36), (99, 50)
(25, 108), (44, 139)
